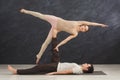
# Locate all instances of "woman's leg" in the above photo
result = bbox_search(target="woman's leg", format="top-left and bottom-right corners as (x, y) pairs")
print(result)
(36, 28), (58, 64)
(36, 28), (53, 64)
(20, 9), (58, 25)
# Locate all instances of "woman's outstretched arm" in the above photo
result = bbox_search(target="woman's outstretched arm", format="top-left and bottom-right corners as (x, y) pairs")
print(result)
(78, 21), (108, 27)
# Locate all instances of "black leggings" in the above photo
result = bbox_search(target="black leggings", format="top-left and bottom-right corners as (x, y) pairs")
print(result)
(17, 63), (58, 74)
(17, 38), (59, 75)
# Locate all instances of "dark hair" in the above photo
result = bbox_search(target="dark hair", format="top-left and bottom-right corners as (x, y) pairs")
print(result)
(83, 64), (94, 73)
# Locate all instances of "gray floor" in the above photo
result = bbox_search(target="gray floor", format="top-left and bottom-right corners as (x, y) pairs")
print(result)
(0, 64), (120, 80)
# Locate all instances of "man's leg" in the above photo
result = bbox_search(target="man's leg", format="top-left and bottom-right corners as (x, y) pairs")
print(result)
(17, 37), (60, 75)
(16, 63), (58, 75)
(51, 38), (60, 63)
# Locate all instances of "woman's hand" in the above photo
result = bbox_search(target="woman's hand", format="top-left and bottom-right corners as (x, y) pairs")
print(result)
(100, 24), (108, 27)
(54, 47), (59, 52)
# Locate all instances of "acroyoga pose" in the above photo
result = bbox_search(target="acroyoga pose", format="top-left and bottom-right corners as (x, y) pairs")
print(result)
(8, 40), (94, 75)
(20, 9), (107, 64)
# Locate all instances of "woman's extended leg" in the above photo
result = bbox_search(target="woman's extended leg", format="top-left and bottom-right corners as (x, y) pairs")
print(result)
(20, 9), (58, 25)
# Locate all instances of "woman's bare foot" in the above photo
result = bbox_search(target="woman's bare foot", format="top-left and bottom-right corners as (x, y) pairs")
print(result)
(36, 55), (40, 64)
(8, 65), (17, 74)
(20, 9), (28, 13)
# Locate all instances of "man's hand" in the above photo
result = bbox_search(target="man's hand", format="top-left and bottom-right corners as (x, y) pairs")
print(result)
(46, 72), (55, 75)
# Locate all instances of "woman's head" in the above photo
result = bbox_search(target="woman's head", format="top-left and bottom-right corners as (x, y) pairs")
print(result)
(81, 63), (94, 73)
(79, 24), (89, 32)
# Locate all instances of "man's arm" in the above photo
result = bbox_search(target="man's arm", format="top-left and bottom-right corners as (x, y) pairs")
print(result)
(55, 33), (78, 51)
(79, 21), (108, 27)
(46, 69), (73, 75)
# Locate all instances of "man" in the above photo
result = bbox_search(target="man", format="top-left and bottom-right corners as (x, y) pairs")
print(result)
(8, 36), (94, 75)
(8, 63), (94, 75)
(20, 9), (107, 64)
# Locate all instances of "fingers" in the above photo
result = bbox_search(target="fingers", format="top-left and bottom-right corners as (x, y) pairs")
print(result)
(105, 25), (108, 27)
(46, 72), (54, 75)
(102, 24), (108, 27)
(54, 47), (59, 52)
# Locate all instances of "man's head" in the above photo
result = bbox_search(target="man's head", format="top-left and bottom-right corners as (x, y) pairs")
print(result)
(79, 24), (89, 32)
(81, 63), (94, 73)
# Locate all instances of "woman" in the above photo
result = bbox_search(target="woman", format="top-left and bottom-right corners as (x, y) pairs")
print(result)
(20, 9), (107, 64)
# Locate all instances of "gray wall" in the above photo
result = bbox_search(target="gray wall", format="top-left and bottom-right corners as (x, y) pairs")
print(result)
(0, 0), (120, 64)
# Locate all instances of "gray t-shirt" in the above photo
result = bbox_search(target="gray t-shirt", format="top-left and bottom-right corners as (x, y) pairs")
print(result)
(57, 62), (83, 74)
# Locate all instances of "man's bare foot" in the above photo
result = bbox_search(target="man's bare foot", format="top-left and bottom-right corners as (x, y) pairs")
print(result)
(8, 65), (17, 74)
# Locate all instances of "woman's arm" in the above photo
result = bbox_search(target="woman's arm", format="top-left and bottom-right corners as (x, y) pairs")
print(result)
(55, 33), (78, 51)
(79, 21), (108, 27)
